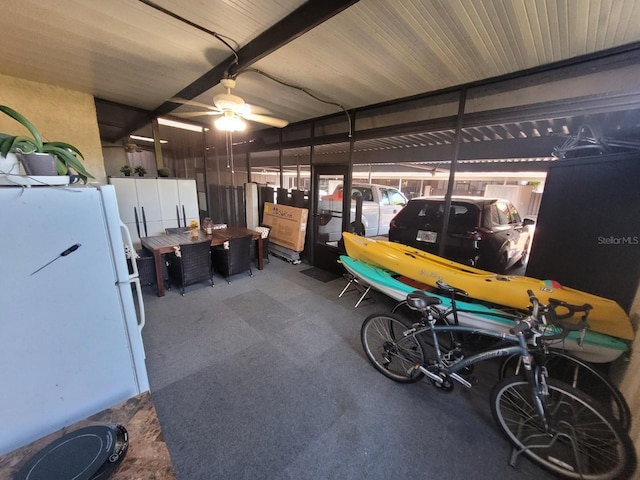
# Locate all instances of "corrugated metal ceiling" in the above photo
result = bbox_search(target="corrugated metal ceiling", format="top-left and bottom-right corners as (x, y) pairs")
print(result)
(1, 0), (639, 141)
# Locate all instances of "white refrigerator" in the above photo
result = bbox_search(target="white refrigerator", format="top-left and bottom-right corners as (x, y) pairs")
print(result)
(0, 184), (149, 455)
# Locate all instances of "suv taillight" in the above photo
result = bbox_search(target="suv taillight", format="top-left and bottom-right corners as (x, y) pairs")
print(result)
(476, 227), (492, 240)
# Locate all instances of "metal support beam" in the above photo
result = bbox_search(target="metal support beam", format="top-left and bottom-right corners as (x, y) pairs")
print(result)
(439, 89), (467, 257)
(153, 0), (359, 118)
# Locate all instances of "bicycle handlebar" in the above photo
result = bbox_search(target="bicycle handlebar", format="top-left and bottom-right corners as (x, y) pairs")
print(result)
(545, 298), (591, 335)
(509, 290), (591, 339)
(422, 280), (590, 340)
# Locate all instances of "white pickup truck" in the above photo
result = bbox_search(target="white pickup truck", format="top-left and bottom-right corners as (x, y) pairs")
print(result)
(317, 183), (408, 242)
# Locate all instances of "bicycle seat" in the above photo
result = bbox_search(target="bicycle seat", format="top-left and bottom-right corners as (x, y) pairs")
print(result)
(406, 290), (442, 311)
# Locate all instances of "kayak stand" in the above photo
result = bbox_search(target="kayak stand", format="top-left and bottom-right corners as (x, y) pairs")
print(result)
(339, 273), (372, 308)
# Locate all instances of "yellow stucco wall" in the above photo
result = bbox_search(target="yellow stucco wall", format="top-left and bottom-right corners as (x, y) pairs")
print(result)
(0, 73), (106, 184)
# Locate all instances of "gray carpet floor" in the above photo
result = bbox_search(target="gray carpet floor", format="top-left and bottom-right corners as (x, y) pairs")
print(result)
(141, 255), (555, 480)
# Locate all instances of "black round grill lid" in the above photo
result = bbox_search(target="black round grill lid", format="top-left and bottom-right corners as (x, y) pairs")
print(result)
(15, 424), (128, 480)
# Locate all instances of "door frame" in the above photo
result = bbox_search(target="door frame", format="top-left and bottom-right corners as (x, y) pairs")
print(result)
(309, 164), (352, 273)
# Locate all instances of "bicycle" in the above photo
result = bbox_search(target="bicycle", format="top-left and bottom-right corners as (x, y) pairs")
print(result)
(497, 296), (632, 432)
(391, 280), (632, 431)
(361, 289), (636, 479)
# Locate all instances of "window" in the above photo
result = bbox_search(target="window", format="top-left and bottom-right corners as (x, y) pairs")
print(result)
(351, 187), (373, 202)
(495, 201), (511, 225)
(507, 203), (521, 224)
(380, 189), (390, 205)
(389, 189), (407, 205)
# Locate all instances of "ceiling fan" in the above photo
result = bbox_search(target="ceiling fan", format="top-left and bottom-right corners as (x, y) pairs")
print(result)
(172, 78), (289, 131)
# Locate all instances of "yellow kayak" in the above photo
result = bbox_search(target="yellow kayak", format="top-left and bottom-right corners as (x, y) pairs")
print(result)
(342, 232), (634, 340)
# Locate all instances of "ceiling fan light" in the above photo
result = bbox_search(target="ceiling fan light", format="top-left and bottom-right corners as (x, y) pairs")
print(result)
(215, 114), (246, 132)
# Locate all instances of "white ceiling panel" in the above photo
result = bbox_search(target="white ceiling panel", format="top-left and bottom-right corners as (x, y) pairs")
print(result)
(0, 0), (305, 109)
(244, 0), (640, 123)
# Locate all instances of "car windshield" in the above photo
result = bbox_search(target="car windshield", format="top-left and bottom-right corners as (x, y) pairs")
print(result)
(398, 200), (479, 232)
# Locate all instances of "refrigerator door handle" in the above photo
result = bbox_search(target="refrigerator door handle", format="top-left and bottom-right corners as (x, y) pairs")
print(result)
(182, 205), (187, 226)
(176, 205), (180, 227)
(120, 222), (146, 332)
(129, 277), (146, 332)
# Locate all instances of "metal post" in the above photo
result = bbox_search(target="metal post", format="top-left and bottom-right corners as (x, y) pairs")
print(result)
(151, 118), (164, 170)
(278, 130), (283, 190)
(438, 88), (467, 257)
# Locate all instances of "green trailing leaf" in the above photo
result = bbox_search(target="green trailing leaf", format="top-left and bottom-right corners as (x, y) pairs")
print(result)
(0, 135), (15, 157)
(41, 144), (93, 183)
(44, 141), (84, 159)
(0, 105), (43, 149)
(9, 136), (39, 154)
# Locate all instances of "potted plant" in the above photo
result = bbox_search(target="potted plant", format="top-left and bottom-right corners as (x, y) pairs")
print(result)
(120, 165), (133, 176)
(134, 165), (146, 177)
(0, 105), (93, 183)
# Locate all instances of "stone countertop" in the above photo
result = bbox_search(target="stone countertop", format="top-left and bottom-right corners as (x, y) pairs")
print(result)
(0, 391), (175, 479)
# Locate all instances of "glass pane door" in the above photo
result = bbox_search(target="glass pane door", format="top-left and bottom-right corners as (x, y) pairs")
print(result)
(311, 165), (349, 273)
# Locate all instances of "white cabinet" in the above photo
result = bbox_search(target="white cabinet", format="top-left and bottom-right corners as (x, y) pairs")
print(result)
(157, 178), (199, 229)
(110, 178), (164, 246)
(110, 177), (199, 246)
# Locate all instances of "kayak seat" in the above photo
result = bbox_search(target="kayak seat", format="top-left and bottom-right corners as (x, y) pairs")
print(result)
(406, 290), (442, 311)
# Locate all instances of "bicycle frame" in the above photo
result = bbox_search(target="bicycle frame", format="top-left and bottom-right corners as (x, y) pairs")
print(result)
(411, 324), (523, 380)
(405, 322), (550, 431)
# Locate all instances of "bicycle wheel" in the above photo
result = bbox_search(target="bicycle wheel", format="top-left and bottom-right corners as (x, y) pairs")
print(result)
(490, 377), (636, 479)
(499, 351), (631, 431)
(361, 313), (425, 383)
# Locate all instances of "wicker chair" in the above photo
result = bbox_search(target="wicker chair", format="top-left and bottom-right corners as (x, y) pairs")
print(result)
(128, 248), (170, 291)
(211, 234), (254, 284)
(166, 240), (214, 295)
(165, 227), (190, 234)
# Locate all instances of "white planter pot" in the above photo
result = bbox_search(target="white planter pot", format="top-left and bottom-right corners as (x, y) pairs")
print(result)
(0, 152), (21, 175)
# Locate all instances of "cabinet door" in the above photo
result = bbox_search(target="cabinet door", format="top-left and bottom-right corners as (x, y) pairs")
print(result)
(177, 179), (199, 224)
(109, 178), (138, 224)
(157, 179), (182, 227)
(145, 220), (165, 238)
(135, 179), (162, 223)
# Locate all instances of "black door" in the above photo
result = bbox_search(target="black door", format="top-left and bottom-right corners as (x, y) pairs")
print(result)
(310, 164), (350, 274)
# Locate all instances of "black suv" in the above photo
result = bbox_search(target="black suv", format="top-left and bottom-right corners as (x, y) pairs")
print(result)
(388, 196), (533, 273)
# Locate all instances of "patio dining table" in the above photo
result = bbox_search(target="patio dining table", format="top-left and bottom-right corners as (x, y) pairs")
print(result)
(140, 227), (263, 297)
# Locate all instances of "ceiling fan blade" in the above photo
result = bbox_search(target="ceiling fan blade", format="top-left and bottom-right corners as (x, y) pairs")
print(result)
(173, 111), (222, 118)
(242, 112), (289, 128)
(169, 97), (219, 111)
(243, 103), (273, 115)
